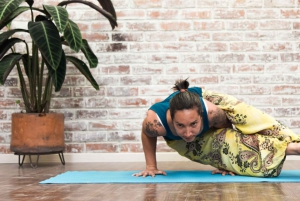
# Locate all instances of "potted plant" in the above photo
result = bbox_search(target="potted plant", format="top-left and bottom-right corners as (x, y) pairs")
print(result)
(0, 0), (117, 165)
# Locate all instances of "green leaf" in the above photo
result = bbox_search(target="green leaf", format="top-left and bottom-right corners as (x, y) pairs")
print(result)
(64, 19), (82, 53)
(66, 56), (99, 90)
(45, 51), (66, 92)
(0, 29), (28, 44)
(97, 0), (117, 29)
(0, 6), (30, 30)
(43, 5), (68, 33)
(81, 39), (98, 68)
(21, 53), (31, 77)
(0, 53), (22, 85)
(28, 20), (62, 70)
(0, 38), (24, 60)
(0, 0), (24, 21)
(57, 0), (117, 30)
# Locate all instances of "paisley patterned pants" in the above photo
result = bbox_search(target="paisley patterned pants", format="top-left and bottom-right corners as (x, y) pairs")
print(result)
(166, 90), (300, 177)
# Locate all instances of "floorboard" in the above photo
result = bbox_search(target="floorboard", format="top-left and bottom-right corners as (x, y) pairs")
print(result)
(2, 160), (300, 201)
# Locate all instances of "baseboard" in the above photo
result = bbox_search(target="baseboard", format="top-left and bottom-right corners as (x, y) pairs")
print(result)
(0, 153), (299, 164)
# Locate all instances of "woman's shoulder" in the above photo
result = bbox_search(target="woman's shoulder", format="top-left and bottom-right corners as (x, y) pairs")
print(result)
(142, 110), (166, 137)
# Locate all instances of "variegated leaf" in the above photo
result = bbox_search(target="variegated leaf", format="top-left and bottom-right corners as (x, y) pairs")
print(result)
(43, 5), (68, 33)
(64, 19), (82, 53)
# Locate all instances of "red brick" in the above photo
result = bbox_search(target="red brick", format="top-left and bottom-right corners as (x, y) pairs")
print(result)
(230, 42), (259, 51)
(122, 120), (144, 130)
(126, 22), (157, 31)
(145, 32), (178, 41)
(281, 53), (300, 62)
(248, 54), (278, 62)
(220, 75), (251, 84)
(86, 143), (119, 153)
(130, 43), (162, 52)
(51, 98), (84, 109)
(0, 145), (12, 154)
(240, 85), (271, 95)
(200, 65), (232, 74)
(260, 20), (291, 30)
(86, 97), (118, 108)
(101, 65), (130, 74)
(132, 0), (162, 8)
(160, 21), (192, 31)
(280, 9), (300, 18)
(247, 10), (279, 19)
(118, 98), (150, 107)
(64, 121), (87, 131)
(162, 43), (195, 51)
(148, 54), (180, 63)
(76, 110), (108, 119)
(264, 0), (295, 7)
(139, 86), (172, 95)
(262, 42), (293, 51)
(132, 65), (164, 74)
(112, 33), (144, 41)
(227, 21), (258, 30)
(215, 53), (245, 63)
(181, 54), (211, 63)
(283, 98), (300, 106)
(120, 143), (143, 152)
(233, 64), (264, 73)
(178, 33), (210, 41)
(273, 108), (300, 117)
(65, 143), (85, 153)
(163, 0), (195, 7)
(0, 100), (19, 109)
(108, 131), (140, 141)
(181, 10), (211, 19)
(273, 86), (300, 95)
(114, 54), (147, 63)
(265, 64), (298, 73)
(253, 75), (285, 84)
(245, 32), (276, 41)
(120, 76), (152, 85)
(194, 21), (225, 30)
(73, 87), (105, 97)
(109, 110), (145, 119)
(232, 0), (263, 8)
(105, 43), (128, 52)
(89, 121), (121, 131)
(197, 42), (228, 52)
(147, 10), (179, 19)
(196, 0), (228, 7)
(107, 87), (138, 96)
(212, 33), (244, 41)
(117, 10), (146, 19)
(214, 9), (245, 19)
(166, 64), (198, 74)
(156, 142), (175, 152)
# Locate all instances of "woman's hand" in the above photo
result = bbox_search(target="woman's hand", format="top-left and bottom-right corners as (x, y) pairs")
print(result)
(212, 168), (235, 176)
(132, 167), (167, 177)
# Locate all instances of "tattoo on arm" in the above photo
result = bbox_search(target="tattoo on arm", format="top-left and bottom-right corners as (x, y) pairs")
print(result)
(145, 120), (162, 137)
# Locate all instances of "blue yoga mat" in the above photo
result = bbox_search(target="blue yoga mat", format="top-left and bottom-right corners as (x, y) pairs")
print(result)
(40, 170), (300, 184)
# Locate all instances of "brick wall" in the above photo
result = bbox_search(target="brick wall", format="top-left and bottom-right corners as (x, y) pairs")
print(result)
(0, 0), (300, 154)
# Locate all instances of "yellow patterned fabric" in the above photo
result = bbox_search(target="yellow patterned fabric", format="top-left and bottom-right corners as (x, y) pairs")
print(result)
(165, 89), (300, 177)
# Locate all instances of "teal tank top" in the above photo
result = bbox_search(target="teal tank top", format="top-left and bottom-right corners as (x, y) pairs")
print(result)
(149, 87), (210, 141)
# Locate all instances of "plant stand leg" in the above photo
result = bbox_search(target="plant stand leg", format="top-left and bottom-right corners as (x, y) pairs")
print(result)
(29, 155), (40, 168)
(58, 152), (65, 165)
(18, 154), (26, 167)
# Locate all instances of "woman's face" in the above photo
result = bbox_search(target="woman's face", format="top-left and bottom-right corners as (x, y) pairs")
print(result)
(172, 108), (202, 142)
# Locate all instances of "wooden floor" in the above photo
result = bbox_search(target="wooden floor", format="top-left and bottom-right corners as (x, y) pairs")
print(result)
(2, 159), (300, 201)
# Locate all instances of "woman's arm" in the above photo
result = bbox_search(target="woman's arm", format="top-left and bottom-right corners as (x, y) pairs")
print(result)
(132, 111), (167, 177)
(205, 100), (233, 129)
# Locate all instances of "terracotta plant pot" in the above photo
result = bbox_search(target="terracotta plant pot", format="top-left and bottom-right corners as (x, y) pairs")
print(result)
(10, 113), (65, 154)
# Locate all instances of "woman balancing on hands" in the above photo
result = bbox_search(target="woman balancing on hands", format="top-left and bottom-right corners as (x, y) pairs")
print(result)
(133, 79), (300, 177)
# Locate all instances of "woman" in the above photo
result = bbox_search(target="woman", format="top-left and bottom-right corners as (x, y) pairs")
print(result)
(133, 79), (300, 177)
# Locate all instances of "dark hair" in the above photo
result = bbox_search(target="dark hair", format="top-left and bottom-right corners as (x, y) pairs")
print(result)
(170, 79), (203, 119)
